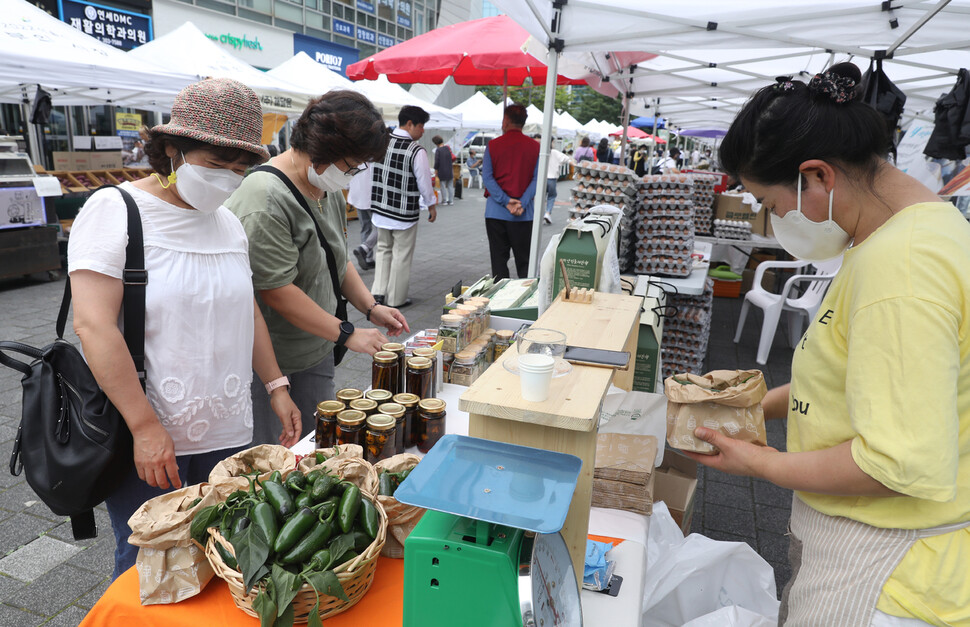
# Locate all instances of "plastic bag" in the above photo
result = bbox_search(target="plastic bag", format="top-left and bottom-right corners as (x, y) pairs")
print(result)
(598, 385), (668, 468)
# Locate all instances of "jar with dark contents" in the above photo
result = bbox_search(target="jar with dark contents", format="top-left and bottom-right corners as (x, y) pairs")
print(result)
(412, 347), (438, 397)
(349, 397), (378, 418)
(336, 388), (363, 405)
(406, 356), (433, 400)
(417, 398), (447, 454)
(377, 402), (405, 455)
(336, 409), (366, 446)
(382, 342), (407, 395)
(365, 414), (396, 463)
(314, 400), (344, 449)
(365, 388), (393, 405)
(393, 393), (420, 450)
(371, 351), (400, 395)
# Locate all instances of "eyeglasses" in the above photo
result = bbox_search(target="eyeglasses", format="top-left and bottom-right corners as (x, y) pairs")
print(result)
(341, 160), (368, 177)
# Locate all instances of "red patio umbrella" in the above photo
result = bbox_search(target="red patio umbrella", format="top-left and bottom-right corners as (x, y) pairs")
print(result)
(346, 15), (587, 86)
(610, 125), (649, 139)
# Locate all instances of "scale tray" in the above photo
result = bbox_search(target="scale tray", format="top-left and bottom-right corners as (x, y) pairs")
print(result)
(394, 434), (582, 534)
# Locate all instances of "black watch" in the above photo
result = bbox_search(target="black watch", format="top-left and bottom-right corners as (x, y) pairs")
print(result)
(336, 320), (354, 347)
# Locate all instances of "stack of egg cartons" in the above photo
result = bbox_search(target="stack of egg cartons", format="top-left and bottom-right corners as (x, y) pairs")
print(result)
(691, 173), (718, 235)
(634, 174), (695, 278)
(713, 219), (753, 240)
(661, 278), (714, 379)
(571, 161), (638, 221)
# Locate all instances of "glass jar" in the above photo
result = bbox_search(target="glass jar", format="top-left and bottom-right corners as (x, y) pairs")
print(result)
(451, 310), (472, 350)
(314, 400), (344, 449)
(439, 314), (462, 354)
(365, 414), (396, 463)
(417, 398), (447, 454)
(413, 346), (438, 396)
(493, 330), (515, 361)
(457, 303), (480, 338)
(350, 398), (378, 417)
(393, 393), (420, 450)
(378, 402), (405, 455)
(371, 351), (400, 395)
(472, 298), (492, 330)
(382, 342), (407, 395)
(449, 350), (478, 387)
(336, 409), (366, 446)
(365, 388), (394, 405)
(336, 388), (363, 404)
(481, 329), (496, 363)
(405, 356), (433, 399)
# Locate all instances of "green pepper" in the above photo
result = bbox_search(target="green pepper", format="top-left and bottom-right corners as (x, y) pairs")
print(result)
(378, 472), (395, 496)
(216, 542), (238, 570)
(232, 514), (251, 537)
(337, 483), (362, 534)
(358, 498), (379, 540)
(309, 474), (338, 503)
(305, 469), (325, 486)
(221, 506), (247, 542)
(267, 470), (283, 484)
(262, 480), (296, 520)
(225, 489), (247, 507)
(279, 520), (334, 565)
(185, 496), (203, 510)
(273, 507), (317, 554)
(285, 470), (308, 494)
(398, 467), (413, 482)
(338, 529), (373, 552)
(311, 499), (338, 523)
(250, 502), (279, 549)
(315, 451), (327, 464)
(295, 491), (314, 509)
(308, 548), (331, 571)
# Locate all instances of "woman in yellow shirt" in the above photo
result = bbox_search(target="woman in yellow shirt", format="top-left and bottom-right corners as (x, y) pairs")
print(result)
(689, 62), (970, 626)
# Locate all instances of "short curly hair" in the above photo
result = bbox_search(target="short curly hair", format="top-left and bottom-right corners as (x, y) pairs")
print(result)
(140, 127), (264, 176)
(291, 90), (390, 167)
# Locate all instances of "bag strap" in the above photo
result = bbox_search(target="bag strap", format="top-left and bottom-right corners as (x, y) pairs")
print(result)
(252, 165), (347, 317)
(0, 341), (43, 376)
(57, 185), (147, 386)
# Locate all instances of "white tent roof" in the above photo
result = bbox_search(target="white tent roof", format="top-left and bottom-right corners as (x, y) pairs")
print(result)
(555, 111), (584, 136)
(452, 92), (504, 131)
(0, 0), (193, 108)
(267, 52), (355, 94)
(352, 76), (462, 128)
(129, 22), (313, 116)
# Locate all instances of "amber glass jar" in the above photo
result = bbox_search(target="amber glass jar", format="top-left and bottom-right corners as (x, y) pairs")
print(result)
(382, 342), (407, 394)
(365, 388), (394, 405)
(377, 402), (405, 455)
(349, 398), (378, 417)
(393, 393), (419, 451)
(336, 409), (366, 446)
(314, 400), (344, 449)
(336, 388), (363, 404)
(405, 356), (433, 400)
(412, 347), (438, 396)
(371, 351), (400, 395)
(417, 398), (447, 454)
(365, 414), (396, 463)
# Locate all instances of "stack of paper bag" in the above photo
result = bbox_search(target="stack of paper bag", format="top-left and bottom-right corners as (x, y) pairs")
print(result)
(591, 433), (658, 515)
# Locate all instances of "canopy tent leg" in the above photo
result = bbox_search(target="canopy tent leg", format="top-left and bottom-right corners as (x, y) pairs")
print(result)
(527, 46), (560, 277)
(650, 98), (660, 171)
(619, 94), (631, 165)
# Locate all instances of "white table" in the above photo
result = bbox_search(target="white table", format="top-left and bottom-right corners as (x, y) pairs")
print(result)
(635, 267), (708, 296)
(695, 234), (782, 250)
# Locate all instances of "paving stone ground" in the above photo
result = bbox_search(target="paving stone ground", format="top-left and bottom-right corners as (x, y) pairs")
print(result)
(0, 180), (797, 624)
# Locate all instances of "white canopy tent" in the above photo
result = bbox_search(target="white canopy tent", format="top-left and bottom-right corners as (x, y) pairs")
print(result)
(555, 110), (584, 137)
(351, 75), (462, 128)
(451, 92), (504, 131)
(267, 52), (356, 94)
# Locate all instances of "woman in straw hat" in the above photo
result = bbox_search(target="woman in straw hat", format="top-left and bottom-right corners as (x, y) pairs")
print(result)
(68, 78), (301, 578)
(226, 90), (409, 447)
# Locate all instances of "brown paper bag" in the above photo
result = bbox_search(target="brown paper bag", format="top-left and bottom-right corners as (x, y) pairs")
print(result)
(296, 444), (365, 475)
(374, 454), (424, 558)
(208, 444), (296, 483)
(664, 369), (768, 455)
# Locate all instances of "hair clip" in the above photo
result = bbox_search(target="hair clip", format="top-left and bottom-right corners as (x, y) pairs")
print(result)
(773, 76), (795, 93)
(807, 72), (856, 104)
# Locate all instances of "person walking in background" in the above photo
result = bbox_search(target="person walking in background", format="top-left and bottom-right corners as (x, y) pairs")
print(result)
(370, 105), (437, 309)
(538, 134), (570, 225)
(631, 145), (648, 176)
(483, 104), (539, 279)
(574, 136), (595, 162)
(466, 149), (483, 188)
(432, 135), (454, 206)
(349, 164), (376, 271)
(596, 137), (614, 164)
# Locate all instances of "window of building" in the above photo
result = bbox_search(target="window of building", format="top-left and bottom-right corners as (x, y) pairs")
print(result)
(306, 25), (330, 39)
(331, 3), (343, 17)
(238, 7), (273, 23)
(196, 0), (236, 14)
(275, 17), (303, 32)
(482, 1), (500, 18)
(378, 19), (390, 34)
(305, 10), (324, 28)
(239, 0), (271, 12)
(358, 43), (375, 57)
(334, 34), (356, 48)
(274, 0), (303, 21)
(415, 10), (423, 33)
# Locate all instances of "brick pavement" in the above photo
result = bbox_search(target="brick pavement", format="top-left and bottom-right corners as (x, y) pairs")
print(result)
(0, 180), (797, 624)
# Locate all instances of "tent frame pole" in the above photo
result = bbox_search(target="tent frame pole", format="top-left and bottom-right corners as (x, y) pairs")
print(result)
(528, 45), (560, 277)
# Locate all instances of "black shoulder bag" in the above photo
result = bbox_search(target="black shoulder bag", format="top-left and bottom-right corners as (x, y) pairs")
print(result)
(253, 165), (349, 366)
(0, 186), (145, 540)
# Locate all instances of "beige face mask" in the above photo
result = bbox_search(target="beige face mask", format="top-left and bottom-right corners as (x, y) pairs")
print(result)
(769, 174), (851, 261)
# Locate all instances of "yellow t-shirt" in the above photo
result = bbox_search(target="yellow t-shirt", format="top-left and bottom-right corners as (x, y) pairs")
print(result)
(788, 202), (970, 625)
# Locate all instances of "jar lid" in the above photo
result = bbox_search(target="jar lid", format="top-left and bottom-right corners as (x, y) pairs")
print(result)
(366, 414), (395, 430)
(349, 398), (378, 412)
(377, 402), (405, 418)
(393, 393), (420, 407)
(365, 389), (393, 402)
(336, 388), (363, 402)
(484, 328), (497, 336)
(456, 304), (477, 313)
(451, 310), (470, 319)
(440, 314), (461, 324)
(454, 350), (476, 363)
(382, 342), (405, 353)
(407, 356), (432, 370)
(418, 398), (446, 412)
(413, 347), (436, 358)
(373, 351), (398, 364)
(337, 409), (366, 426)
(471, 297), (490, 304)
(316, 400), (345, 415)
(495, 330), (515, 340)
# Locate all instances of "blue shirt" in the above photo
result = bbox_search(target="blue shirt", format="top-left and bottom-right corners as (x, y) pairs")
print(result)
(482, 144), (539, 222)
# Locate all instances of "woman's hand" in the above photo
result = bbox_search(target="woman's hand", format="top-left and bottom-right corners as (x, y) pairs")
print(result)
(270, 389), (301, 447)
(370, 304), (410, 337)
(682, 427), (779, 479)
(131, 420), (181, 490)
(346, 328), (389, 355)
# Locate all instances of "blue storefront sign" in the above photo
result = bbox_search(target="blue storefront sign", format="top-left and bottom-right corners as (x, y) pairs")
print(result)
(357, 27), (376, 45)
(293, 33), (360, 77)
(357, 0), (375, 14)
(377, 34), (395, 48)
(332, 18), (355, 39)
(397, 0), (411, 28)
(58, 0), (151, 50)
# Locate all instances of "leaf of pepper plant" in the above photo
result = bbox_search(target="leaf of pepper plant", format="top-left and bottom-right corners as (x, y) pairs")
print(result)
(304, 570), (349, 602)
(233, 524), (271, 592)
(272, 564), (300, 619)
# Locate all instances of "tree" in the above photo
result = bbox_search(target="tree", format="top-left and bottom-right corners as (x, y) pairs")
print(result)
(477, 82), (572, 111)
(571, 86), (622, 125)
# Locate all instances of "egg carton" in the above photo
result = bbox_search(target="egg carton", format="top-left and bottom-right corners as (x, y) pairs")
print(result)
(640, 174), (695, 190)
(637, 201), (695, 218)
(713, 219), (752, 240)
(576, 161), (639, 183)
(634, 258), (693, 278)
(640, 187), (694, 201)
(638, 236), (693, 254)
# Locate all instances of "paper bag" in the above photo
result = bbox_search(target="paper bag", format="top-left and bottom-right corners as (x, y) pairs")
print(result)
(664, 370), (767, 454)
(297, 450), (378, 498)
(374, 454), (424, 558)
(296, 444), (365, 474)
(208, 444), (296, 483)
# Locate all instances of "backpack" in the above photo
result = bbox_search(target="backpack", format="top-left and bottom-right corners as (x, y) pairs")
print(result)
(0, 186), (145, 540)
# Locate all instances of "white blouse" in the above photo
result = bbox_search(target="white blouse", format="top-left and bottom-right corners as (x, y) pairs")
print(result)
(67, 182), (255, 455)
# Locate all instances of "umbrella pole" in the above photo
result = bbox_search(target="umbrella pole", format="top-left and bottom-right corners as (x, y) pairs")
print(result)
(527, 48), (559, 278)
(503, 70), (508, 106)
(619, 94), (630, 165)
(651, 98), (659, 171)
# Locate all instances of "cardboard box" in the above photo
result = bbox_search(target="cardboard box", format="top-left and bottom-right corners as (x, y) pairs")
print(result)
(714, 193), (758, 222)
(52, 152), (73, 171)
(88, 152), (123, 170)
(73, 152), (92, 171)
(750, 207), (774, 237)
(653, 449), (698, 534)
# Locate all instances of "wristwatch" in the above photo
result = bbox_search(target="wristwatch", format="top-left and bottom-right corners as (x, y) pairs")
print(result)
(264, 376), (290, 395)
(336, 320), (355, 347)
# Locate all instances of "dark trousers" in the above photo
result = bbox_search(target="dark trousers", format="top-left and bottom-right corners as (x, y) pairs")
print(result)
(486, 218), (533, 279)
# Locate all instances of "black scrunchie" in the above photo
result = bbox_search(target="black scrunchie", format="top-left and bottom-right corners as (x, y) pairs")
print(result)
(807, 72), (856, 104)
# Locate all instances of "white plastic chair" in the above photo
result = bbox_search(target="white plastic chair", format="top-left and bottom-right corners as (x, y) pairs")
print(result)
(733, 255), (843, 365)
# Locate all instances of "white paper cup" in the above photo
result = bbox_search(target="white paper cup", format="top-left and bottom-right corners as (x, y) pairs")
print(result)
(518, 354), (555, 402)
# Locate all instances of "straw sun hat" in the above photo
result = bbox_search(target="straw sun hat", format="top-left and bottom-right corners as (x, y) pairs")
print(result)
(151, 77), (270, 161)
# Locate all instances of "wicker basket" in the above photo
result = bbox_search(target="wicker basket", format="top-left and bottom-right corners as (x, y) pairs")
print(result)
(374, 454), (425, 559)
(205, 473), (388, 623)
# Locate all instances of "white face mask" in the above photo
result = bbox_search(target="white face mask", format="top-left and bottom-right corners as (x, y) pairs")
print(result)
(307, 164), (352, 193)
(769, 174), (851, 262)
(168, 153), (243, 214)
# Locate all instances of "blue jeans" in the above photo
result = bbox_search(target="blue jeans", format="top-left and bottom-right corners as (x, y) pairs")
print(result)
(545, 178), (557, 215)
(105, 445), (246, 579)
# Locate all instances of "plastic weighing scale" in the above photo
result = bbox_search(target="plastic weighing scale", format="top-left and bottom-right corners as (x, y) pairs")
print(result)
(395, 434), (584, 627)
